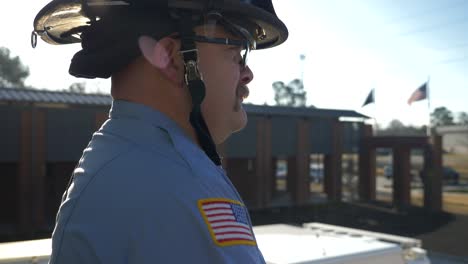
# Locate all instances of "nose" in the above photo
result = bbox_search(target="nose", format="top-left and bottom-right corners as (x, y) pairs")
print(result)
(240, 65), (254, 86)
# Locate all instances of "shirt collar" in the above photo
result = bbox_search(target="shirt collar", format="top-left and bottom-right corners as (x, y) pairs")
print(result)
(109, 99), (187, 137)
(109, 99), (216, 168)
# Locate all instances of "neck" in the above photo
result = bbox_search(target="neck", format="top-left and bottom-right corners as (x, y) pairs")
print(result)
(111, 60), (200, 146)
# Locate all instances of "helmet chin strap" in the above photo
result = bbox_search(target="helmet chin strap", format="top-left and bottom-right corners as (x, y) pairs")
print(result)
(177, 12), (222, 166)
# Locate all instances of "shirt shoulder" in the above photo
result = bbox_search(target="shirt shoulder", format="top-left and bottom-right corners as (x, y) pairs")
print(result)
(50, 114), (265, 263)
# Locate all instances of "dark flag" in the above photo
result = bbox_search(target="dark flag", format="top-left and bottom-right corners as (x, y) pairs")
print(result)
(408, 82), (427, 105)
(362, 88), (375, 107)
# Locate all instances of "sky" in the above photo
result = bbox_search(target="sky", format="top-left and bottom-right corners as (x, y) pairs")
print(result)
(1, 0), (467, 127)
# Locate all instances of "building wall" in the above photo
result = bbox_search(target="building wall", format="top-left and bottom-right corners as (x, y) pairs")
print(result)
(443, 133), (468, 154)
(44, 162), (76, 227)
(225, 115), (259, 158)
(436, 126), (468, 154)
(46, 108), (97, 162)
(0, 162), (17, 225)
(0, 105), (21, 162)
(0, 102), (366, 238)
(271, 117), (298, 157)
(0, 104), (109, 233)
(225, 158), (258, 207)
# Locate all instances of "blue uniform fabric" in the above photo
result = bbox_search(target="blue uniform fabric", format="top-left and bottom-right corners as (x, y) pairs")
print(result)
(49, 100), (265, 263)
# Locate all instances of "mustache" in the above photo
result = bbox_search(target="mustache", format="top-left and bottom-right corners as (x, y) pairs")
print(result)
(236, 85), (250, 100)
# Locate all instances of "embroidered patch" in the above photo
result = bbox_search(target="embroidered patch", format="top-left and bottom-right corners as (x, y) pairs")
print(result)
(198, 198), (256, 247)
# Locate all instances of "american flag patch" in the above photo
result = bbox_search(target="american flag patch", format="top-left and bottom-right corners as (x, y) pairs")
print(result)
(198, 198), (256, 246)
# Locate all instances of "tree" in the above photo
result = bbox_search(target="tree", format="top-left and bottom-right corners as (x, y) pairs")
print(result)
(377, 119), (425, 136)
(0, 47), (30, 88)
(272, 81), (290, 106)
(387, 119), (405, 132)
(67, 82), (86, 93)
(457, 112), (468, 125)
(272, 78), (307, 107)
(431, 107), (454, 127)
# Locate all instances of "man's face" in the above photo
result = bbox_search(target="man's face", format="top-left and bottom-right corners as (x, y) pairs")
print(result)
(195, 26), (254, 144)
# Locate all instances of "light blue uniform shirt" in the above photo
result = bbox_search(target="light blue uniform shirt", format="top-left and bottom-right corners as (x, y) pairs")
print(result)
(49, 100), (265, 263)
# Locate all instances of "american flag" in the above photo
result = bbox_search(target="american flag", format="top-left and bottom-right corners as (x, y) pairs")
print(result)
(408, 82), (428, 105)
(199, 199), (256, 246)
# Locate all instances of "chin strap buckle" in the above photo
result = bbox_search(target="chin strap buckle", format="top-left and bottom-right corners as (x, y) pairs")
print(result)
(31, 31), (38, 48)
(181, 48), (202, 85)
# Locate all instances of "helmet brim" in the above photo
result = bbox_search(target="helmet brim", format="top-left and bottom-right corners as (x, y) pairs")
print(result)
(33, 0), (288, 49)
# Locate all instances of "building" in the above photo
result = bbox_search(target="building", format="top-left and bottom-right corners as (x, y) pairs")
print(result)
(1, 87), (443, 240)
(436, 125), (468, 154)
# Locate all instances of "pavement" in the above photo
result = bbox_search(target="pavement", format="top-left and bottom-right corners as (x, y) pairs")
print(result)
(428, 252), (468, 264)
(416, 212), (468, 258)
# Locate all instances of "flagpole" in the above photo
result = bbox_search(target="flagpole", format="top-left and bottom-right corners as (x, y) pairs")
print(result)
(427, 76), (431, 137)
(373, 88), (378, 135)
(373, 113), (378, 135)
(372, 83), (377, 135)
(361, 87), (376, 133)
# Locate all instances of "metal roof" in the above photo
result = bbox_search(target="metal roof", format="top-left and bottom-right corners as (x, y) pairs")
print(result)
(244, 104), (369, 119)
(0, 87), (112, 106)
(435, 125), (468, 134)
(0, 87), (368, 119)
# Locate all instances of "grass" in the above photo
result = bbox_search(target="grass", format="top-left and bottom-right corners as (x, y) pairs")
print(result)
(374, 153), (468, 180)
(444, 153), (468, 180)
(446, 189), (468, 194)
(411, 191), (468, 216)
(373, 190), (468, 216)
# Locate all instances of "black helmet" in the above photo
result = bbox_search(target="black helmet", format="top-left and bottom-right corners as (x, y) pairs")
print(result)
(32, 0), (288, 166)
(33, 0), (288, 48)
(33, 0), (288, 79)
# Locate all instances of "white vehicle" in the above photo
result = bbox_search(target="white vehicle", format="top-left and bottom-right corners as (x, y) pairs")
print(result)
(0, 223), (430, 264)
(0, 238), (50, 264)
(253, 223), (430, 264)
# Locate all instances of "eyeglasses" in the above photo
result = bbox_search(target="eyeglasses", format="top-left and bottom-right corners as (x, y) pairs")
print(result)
(177, 12), (257, 68)
(180, 35), (253, 68)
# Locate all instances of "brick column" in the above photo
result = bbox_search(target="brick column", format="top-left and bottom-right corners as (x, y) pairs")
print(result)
(18, 110), (32, 234)
(263, 118), (273, 207)
(424, 136), (443, 211)
(254, 117), (273, 208)
(295, 119), (310, 205)
(31, 109), (47, 230)
(393, 146), (411, 207)
(324, 120), (343, 201)
(255, 118), (266, 209)
(358, 124), (376, 201)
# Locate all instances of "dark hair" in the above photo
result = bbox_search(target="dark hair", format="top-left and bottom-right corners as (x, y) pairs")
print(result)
(70, 10), (177, 78)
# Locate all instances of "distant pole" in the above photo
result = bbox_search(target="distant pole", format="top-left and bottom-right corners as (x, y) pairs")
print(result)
(299, 54), (307, 106)
(300, 54), (306, 84)
(374, 116), (379, 136)
(427, 76), (431, 137)
(373, 105), (378, 135)
(372, 82), (377, 135)
(369, 88), (378, 135)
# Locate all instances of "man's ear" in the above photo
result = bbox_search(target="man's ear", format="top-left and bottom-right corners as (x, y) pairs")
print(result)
(138, 35), (182, 83)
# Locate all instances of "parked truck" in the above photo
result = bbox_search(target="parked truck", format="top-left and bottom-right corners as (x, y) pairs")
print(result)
(253, 222), (430, 264)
